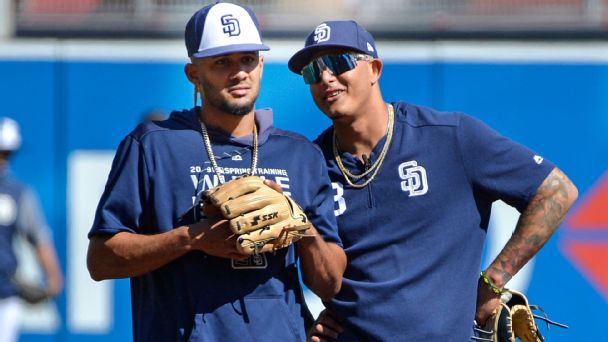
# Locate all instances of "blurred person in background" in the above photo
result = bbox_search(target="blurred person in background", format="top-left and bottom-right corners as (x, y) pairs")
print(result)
(287, 20), (578, 341)
(0, 117), (64, 342)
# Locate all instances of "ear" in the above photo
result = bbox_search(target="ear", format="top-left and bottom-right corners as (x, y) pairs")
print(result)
(184, 63), (200, 86)
(258, 54), (265, 79)
(369, 59), (383, 85)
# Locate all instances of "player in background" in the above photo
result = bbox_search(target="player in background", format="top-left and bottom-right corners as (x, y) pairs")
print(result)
(0, 117), (64, 342)
(287, 20), (578, 341)
(87, 2), (345, 341)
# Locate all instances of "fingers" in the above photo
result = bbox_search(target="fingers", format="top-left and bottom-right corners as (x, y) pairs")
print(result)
(263, 179), (283, 193)
(317, 310), (344, 334)
(309, 334), (332, 342)
(308, 309), (343, 342)
(190, 220), (247, 259)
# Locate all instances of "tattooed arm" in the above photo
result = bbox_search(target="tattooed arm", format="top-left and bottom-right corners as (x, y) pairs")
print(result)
(475, 167), (578, 324)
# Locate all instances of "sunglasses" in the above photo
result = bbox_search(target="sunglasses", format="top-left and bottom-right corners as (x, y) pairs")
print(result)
(301, 53), (373, 85)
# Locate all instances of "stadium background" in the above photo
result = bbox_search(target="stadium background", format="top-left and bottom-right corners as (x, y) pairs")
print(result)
(1, 0), (607, 341)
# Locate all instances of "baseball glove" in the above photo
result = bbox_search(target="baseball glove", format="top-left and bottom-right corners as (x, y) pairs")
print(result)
(201, 176), (311, 255)
(473, 289), (568, 342)
(12, 278), (49, 305)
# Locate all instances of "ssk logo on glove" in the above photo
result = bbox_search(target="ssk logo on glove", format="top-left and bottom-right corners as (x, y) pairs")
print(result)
(251, 212), (279, 226)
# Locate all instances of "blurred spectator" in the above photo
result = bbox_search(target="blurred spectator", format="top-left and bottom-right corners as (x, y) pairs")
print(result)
(0, 117), (63, 342)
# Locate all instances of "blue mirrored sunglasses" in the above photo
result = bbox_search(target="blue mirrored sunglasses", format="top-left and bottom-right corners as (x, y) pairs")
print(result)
(301, 53), (372, 85)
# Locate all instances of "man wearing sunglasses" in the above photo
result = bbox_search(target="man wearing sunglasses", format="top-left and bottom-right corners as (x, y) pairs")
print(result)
(288, 20), (577, 341)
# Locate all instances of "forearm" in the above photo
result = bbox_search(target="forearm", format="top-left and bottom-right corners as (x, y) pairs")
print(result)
(297, 226), (346, 301)
(87, 225), (197, 281)
(36, 242), (63, 296)
(485, 167), (577, 287)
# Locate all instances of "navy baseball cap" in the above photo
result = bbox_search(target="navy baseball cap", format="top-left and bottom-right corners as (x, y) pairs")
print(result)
(185, 1), (270, 58)
(288, 20), (378, 74)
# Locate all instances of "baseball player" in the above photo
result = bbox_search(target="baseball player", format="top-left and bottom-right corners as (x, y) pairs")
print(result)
(287, 21), (578, 341)
(86, 3), (345, 341)
(0, 117), (63, 342)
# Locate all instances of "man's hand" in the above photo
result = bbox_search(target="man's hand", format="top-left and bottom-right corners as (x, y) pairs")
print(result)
(188, 219), (248, 260)
(308, 309), (344, 342)
(475, 278), (502, 325)
(201, 176), (311, 255)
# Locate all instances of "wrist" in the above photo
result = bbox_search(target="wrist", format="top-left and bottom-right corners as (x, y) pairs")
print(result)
(479, 271), (506, 296)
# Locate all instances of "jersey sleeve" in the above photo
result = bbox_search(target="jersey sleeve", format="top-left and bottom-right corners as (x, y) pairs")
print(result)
(89, 135), (149, 237)
(16, 187), (52, 245)
(304, 147), (342, 247)
(456, 114), (555, 212)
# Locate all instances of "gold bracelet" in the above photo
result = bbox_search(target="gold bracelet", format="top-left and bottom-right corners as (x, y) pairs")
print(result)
(479, 271), (505, 295)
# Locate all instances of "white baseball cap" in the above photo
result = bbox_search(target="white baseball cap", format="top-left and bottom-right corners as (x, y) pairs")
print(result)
(0, 117), (21, 151)
(185, 1), (270, 58)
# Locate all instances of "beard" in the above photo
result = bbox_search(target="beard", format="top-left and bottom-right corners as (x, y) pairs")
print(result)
(199, 77), (258, 116)
(219, 100), (255, 116)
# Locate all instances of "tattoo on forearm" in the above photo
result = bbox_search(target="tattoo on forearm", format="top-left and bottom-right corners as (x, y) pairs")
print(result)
(490, 168), (575, 284)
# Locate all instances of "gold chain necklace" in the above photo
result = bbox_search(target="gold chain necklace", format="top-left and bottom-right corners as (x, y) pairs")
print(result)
(199, 119), (258, 184)
(332, 104), (394, 188)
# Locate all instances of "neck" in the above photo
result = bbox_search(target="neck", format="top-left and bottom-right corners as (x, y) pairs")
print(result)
(333, 100), (389, 160)
(199, 106), (256, 138)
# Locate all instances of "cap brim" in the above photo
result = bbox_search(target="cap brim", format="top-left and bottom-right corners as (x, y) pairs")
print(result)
(191, 43), (270, 58)
(288, 44), (368, 74)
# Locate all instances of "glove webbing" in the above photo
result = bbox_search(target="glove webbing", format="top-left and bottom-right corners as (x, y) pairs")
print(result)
(528, 305), (569, 329)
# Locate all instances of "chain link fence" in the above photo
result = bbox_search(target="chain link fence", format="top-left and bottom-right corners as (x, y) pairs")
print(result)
(12, 0), (608, 38)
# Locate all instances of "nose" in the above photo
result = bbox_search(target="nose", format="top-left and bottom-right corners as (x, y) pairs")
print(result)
(230, 68), (248, 81)
(319, 67), (335, 84)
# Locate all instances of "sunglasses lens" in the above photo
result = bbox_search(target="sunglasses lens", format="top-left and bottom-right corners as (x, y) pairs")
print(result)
(301, 53), (359, 84)
(322, 54), (357, 75)
(302, 61), (320, 85)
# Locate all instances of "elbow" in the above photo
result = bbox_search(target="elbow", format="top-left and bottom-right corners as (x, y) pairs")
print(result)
(567, 182), (579, 209)
(301, 268), (343, 302)
(87, 240), (115, 281)
(308, 261), (346, 301)
(87, 257), (109, 282)
(88, 271), (105, 282)
(318, 249), (347, 300)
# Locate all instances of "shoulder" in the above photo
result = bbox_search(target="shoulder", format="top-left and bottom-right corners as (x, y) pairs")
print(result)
(393, 101), (463, 128)
(268, 127), (324, 154)
(129, 118), (176, 142)
(268, 126), (309, 142)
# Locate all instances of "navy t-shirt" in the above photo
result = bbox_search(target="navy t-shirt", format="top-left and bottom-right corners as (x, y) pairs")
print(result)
(89, 108), (341, 342)
(314, 101), (554, 341)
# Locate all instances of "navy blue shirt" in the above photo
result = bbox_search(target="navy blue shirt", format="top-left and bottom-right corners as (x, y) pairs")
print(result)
(314, 101), (554, 341)
(89, 108), (341, 342)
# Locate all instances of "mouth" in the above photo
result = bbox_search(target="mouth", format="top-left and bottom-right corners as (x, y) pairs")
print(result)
(324, 89), (344, 102)
(228, 85), (251, 97)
